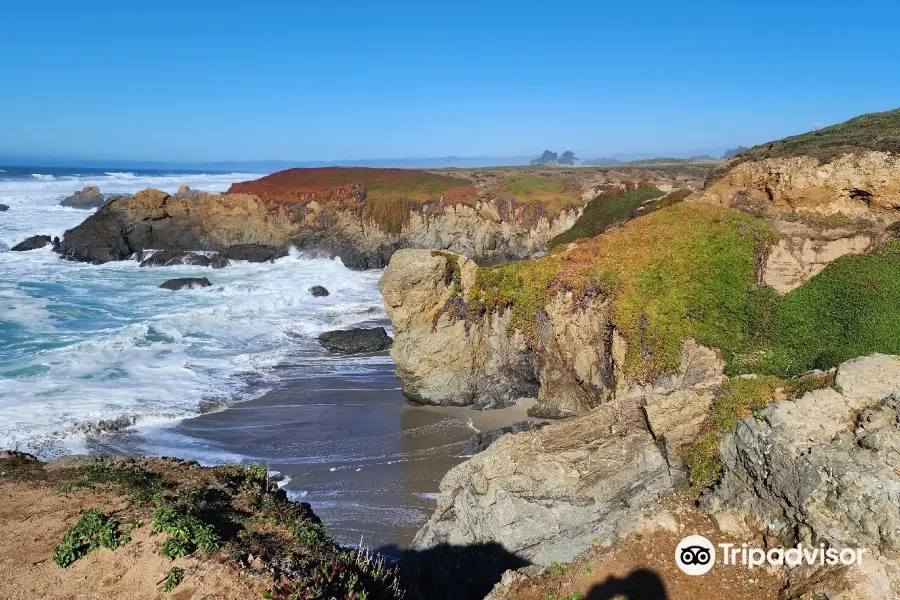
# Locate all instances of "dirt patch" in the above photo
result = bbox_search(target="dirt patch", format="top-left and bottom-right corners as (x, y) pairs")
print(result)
(0, 452), (402, 600)
(495, 494), (785, 600)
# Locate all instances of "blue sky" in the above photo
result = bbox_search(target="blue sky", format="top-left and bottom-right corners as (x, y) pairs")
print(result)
(2, 0), (899, 162)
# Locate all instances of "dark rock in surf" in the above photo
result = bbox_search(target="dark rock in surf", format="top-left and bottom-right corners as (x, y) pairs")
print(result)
(460, 420), (534, 456)
(160, 277), (212, 291)
(309, 285), (330, 297)
(61, 186), (105, 209)
(219, 244), (288, 263)
(57, 201), (133, 263)
(318, 327), (393, 354)
(0, 204), (8, 211)
(140, 249), (229, 268)
(10, 235), (52, 251)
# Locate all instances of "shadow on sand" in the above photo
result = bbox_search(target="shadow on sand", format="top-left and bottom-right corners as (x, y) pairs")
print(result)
(586, 568), (669, 600)
(378, 541), (529, 600)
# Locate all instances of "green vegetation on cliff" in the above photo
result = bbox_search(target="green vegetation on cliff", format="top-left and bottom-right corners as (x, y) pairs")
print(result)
(739, 108), (900, 163)
(470, 203), (900, 383)
(495, 173), (585, 219)
(471, 203), (778, 379)
(548, 185), (666, 248)
(744, 241), (900, 376)
(707, 108), (900, 183)
(685, 371), (834, 488)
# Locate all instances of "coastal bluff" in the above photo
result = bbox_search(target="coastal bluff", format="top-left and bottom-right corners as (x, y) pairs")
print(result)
(56, 167), (583, 269)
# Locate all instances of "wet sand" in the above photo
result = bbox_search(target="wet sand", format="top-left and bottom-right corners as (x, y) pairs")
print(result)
(88, 358), (533, 552)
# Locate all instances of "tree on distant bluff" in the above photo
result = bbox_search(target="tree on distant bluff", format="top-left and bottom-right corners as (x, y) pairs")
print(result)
(531, 150), (558, 165)
(557, 150), (578, 165)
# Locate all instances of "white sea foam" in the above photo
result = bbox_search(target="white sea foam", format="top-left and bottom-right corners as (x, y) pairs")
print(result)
(0, 170), (389, 457)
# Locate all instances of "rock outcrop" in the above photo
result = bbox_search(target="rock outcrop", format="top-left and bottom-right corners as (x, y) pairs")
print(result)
(412, 392), (682, 565)
(381, 248), (725, 414)
(318, 327), (393, 354)
(159, 277), (212, 290)
(308, 285), (329, 297)
(703, 354), (900, 598)
(139, 249), (229, 268)
(10, 234), (52, 251)
(700, 152), (900, 216)
(57, 168), (582, 269)
(0, 204), (8, 211)
(60, 186), (105, 209)
(380, 249), (538, 409)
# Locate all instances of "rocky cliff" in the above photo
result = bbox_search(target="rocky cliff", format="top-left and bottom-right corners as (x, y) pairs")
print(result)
(416, 354), (900, 599)
(696, 108), (900, 292)
(58, 168), (582, 269)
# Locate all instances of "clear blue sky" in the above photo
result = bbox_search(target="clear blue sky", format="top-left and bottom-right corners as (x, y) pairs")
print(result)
(3, 0), (899, 162)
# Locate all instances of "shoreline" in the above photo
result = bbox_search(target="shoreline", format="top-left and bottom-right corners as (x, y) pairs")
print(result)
(80, 358), (535, 552)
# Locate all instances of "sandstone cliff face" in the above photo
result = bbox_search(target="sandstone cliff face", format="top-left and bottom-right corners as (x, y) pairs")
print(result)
(380, 248), (724, 415)
(59, 188), (578, 268)
(700, 152), (900, 215)
(697, 151), (900, 292)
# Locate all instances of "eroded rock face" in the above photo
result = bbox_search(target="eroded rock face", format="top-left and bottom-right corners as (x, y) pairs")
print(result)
(57, 181), (579, 269)
(380, 249), (537, 409)
(764, 231), (875, 293)
(700, 152), (900, 216)
(381, 249), (726, 415)
(60, 186), (105, 209)
(412, 395), (676, 565)
(703, 354), (900, 598)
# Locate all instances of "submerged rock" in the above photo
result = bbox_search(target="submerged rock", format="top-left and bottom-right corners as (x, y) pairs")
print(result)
(318, 327), (393, 354)
(60, 186), (104, 209)
(10, 235), (52, 251)
(159, 277), (212, 291)
(139, 249), (229, 268)
(309, 285), (330, 297)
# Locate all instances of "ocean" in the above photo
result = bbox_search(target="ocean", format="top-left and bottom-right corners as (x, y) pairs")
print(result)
(0, 166), (517, 550)
(0, 167), (391, 456)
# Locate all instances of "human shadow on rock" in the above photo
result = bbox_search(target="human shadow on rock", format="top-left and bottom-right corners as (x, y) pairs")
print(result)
(586, 568), (668, 600)
(379, 542), (529, 600)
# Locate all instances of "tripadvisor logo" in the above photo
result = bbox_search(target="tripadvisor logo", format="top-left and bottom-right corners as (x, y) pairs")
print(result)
(675, 535), (715, 575)
(675, 535), (868, 576)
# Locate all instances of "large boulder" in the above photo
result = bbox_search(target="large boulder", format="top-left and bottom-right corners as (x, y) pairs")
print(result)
(318, 327), (393, 354)
(10, 235), (52, 251)
(139, 249), (229, 268)
(57, 200), (133, 262)
(702, 354), (900, 598)
(309, 285), (330, 297)
(0, 204), (8, 211)
(412, 394), (677, 566)
(60, 186), (105, 209)
(160, 277), (212, 291)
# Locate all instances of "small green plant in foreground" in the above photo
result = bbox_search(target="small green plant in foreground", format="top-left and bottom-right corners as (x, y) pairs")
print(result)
(162, 567), (183, 592)
(53, 509), (130, 567)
